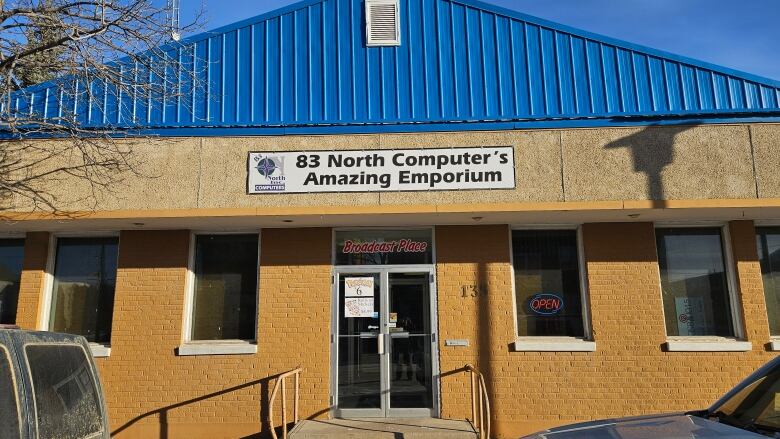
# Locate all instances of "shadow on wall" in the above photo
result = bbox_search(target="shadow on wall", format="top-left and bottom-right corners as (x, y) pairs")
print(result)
(477, 260), (493, 426)
(604, 122), (701, 207)
(110, 370), (316, 439)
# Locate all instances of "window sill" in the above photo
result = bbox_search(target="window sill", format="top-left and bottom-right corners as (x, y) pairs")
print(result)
(770, 340), (780, 351)
(89, 343), (111, 358)
(513, 338), (596, 352)
(664, 339), (752, 352)
(177, 341), (257, 356)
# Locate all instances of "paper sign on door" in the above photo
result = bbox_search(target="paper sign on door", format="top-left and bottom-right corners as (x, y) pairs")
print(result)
(344, 277), (375, 297)
(344, 298), (374, 318)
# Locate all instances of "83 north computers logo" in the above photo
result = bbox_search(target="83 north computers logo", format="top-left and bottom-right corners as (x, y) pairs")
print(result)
(253, 155), (286, 192)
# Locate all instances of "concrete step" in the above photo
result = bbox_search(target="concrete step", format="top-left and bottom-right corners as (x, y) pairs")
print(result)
(289, 418), (478, 439)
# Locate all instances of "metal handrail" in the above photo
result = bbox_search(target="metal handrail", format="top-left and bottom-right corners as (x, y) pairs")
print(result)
(464, 364), (491, 439)
(268, 367), (302, 439)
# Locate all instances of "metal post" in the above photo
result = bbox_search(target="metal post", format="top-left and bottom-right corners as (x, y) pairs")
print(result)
(471, 370), (477, 429)
(294, 372), (300, 424)
(281, 379), (288, 439)
(477, 377), (484, 437)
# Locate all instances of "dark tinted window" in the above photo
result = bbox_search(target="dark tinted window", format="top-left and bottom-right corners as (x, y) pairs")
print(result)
(192, 234), (258, 340)
(512, 230), (584, 337)
(0, 239), (25, 324)
(0, 345), (21, 439)
(25, 344), (103, 439)
(50, 237), (118, 344)
(656, 228), (734, 337)
(756, 227), (780, 336)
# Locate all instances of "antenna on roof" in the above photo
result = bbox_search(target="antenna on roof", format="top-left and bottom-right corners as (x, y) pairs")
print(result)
(166, 0), (181, 41)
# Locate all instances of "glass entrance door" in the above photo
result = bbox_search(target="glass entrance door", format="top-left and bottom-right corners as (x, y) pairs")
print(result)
(387, 272), (434, 415)
(334, 269), (437, 418)
(336, 272), (383, 417)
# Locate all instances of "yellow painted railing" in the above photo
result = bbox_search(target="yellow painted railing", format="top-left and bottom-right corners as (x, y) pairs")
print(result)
(464, 364), (491, 439)
(268, 367), (302, 439)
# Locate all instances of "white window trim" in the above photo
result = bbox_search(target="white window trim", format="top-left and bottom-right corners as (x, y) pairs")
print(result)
(664, 337), (752, 352)
(178, 340), (257, 356)
(88, 343), (111, 357)
(653, 223), (747, 344)
(0, 233), (25, 239)
(770, 338), (780, 351)
(40, 232), (120, 358)
(513, 337), (596, 352)
(508, 225), (594, 347)
(178, 230), (261, 356)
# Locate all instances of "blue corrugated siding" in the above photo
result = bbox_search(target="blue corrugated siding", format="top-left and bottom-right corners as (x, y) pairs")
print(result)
(8, 0), (780, 131)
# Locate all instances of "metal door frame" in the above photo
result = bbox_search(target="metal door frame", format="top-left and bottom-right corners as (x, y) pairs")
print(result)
(331, 265), (440, 418)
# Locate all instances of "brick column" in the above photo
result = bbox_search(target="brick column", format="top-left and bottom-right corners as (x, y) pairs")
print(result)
(581, 223), (666, 353)
(102, 230), (191, 435)
(435, 225), (514, 423)
(728, 220), (771, 346)
(15, 232), (50, 329)
(258, 227), (332, 420)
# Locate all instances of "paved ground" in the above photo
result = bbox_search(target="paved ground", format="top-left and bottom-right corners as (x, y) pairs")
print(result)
(289, 418), (478, 438)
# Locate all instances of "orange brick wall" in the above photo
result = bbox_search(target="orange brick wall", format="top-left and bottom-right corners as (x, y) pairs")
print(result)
(91, 228), (331, 438)
(435, 222), (777, 438)
(15, 232), (49, 329)
(10, 223), (778, 438)
(435, 225), (516, 425)
(729, 220), (773, 345)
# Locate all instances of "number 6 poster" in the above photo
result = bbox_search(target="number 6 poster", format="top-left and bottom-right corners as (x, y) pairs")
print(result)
(344, 277), (374, 318)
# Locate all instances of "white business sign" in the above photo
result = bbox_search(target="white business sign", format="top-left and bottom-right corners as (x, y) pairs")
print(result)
(247, 147), (515, 194)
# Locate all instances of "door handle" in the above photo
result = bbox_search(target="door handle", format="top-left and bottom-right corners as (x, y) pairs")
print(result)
(377, 333), (385, 355)
(390, 332), (410, 339)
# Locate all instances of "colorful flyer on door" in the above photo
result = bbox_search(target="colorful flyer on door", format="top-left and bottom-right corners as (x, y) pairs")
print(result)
(344, 277), (375, 297)
(345, 297), (374, 318)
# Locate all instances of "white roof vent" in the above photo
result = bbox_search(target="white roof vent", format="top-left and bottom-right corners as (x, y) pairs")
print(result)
(365, 0), (400, 46)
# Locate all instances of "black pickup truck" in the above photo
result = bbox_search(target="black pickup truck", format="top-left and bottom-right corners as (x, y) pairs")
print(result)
(0, 326), (110, 439)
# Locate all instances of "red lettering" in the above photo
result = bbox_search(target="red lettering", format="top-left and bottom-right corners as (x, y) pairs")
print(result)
(342, 239), (429, 254)
(530, 297), (562, 312)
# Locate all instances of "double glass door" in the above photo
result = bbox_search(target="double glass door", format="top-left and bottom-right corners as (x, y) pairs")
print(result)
(334, 268), (437, 417)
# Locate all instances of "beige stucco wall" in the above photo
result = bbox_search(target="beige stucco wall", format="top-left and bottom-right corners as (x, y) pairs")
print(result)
(12, 122), (780, 213)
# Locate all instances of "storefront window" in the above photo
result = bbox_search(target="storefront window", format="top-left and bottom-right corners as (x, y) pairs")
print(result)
(0, 239), (24, 325)
(512, 230), (585, 338)
(191, 234), (258, 341)
(335, 230), (432, 265)
(656, 228), (734, 337)
(756, 227), (780, 336)
(50, 237), (118, 344)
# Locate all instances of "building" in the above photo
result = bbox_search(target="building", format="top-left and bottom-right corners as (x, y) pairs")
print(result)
(1, 0), (780, 437)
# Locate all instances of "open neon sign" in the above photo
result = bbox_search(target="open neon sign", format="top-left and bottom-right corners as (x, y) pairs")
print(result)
(529, 294), (564, 315)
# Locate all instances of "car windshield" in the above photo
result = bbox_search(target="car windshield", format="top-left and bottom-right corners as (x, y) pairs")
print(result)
(706, 360), (780, 434)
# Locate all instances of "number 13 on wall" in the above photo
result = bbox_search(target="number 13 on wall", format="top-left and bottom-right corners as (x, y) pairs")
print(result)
(461, 285), (484, 298)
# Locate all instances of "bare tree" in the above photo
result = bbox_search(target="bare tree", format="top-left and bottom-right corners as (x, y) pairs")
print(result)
(0, 0), (204, 215)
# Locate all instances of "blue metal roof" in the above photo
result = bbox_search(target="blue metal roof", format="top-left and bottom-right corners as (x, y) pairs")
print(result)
(9, 0), (780, 134)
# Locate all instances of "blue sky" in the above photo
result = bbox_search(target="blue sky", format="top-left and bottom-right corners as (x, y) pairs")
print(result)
(180, 0), (780, 81)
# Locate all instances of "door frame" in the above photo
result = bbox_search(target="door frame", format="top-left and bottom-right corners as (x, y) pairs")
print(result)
(330, 265), (440, 418)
